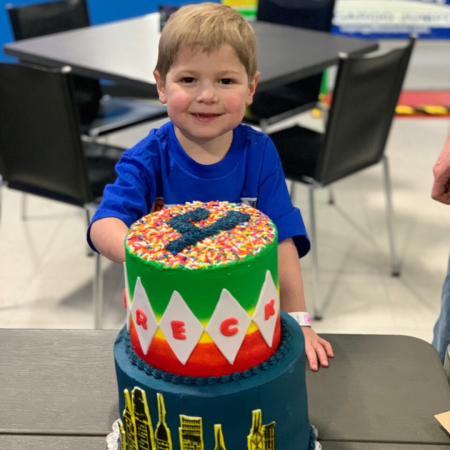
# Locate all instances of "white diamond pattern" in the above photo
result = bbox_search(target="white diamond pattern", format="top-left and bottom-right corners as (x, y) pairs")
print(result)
(130, 277), (158, 355)
(206, 289), (252, 364)
(159, 291), (204, 365)
(124, 270), (280, 363)
(252, 271), (280, 347)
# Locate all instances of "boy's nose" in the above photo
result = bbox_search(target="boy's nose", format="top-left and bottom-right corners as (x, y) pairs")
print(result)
(197, 83), (218, 103)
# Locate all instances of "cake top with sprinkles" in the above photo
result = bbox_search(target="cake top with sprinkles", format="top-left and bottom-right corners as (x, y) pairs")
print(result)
(125, 201), (277, 270)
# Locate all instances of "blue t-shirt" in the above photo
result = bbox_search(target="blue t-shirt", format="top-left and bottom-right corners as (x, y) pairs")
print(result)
(88, 122), (310, 257)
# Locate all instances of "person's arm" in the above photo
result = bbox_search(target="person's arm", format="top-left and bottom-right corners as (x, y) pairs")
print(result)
(431, 134), (450, 205)
(278, 238), (333, 371)
(87, 139), (157, 261)
(90, 217), (129, 263)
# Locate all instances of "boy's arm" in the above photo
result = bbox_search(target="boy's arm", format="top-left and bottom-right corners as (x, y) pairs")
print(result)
(278, 238), (333, 371)
(90, 217), (129, 263)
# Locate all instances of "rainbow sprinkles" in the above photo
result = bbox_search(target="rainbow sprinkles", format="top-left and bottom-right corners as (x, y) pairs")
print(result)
(125, 201), (276, 269)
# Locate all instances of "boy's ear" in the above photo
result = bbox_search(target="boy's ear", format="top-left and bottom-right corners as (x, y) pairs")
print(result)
(246, 71), (260, 106)
(153, 70), (167, 104)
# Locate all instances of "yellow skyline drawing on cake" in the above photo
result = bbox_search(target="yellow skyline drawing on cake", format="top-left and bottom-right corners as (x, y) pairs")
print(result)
(133, 388), (155, 449)
(120, 387), (276, 450)
(155, 393), (172, 449)
(247, 410), (276, 450)
(123, 390), (138, 450)
(213, 424), (227, 450)
(179, 415), (204, 450)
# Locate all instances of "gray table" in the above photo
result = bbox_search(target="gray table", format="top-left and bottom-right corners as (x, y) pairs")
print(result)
(310, 335), (450, 446)
(1, 437), (449, 450)
(0, 435), (106, 450)
(1, 330), (449, 449)
(3, 14), (378, 93)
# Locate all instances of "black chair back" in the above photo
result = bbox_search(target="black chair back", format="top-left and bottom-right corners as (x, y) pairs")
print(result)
(0, 63), (93, 205)
(257, 0), (335, 32)
(251, 0), (336, 120)
(316, 37), (415, 186)
(7, 0), (89, 40)
(6, 0), (101, 124)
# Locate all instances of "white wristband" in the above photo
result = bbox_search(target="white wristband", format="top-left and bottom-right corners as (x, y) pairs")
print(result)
(288, 312), (312, 327)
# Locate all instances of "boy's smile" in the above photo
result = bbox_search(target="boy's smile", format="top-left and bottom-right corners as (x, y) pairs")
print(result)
(191, 113), (222, 123)
(154, 45), (259, 163)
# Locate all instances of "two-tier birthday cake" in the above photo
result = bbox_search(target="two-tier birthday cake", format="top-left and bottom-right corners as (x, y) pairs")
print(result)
(112, 201), (318, 449)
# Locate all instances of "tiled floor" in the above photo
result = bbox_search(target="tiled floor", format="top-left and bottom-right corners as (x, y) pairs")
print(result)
(0, 40), (449, 347)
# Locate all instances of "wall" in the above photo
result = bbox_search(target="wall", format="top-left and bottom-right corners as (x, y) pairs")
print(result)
(333, 0), (450, 39)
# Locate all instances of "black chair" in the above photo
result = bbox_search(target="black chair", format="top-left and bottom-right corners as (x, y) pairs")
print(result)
(0, 62), (124, 328)
(6, 0), (167, 139)
(245, 0), (336, 130)
(270, 37), (416, 319)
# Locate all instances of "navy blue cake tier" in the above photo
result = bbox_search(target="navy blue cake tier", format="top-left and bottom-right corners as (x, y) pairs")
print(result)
(114, 311), (316, 450)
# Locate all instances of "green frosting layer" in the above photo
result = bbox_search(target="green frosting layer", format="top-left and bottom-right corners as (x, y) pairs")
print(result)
(125, 235), (278, 323)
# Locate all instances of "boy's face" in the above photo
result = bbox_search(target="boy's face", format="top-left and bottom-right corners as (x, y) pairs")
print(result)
(154, 44), (259, 150)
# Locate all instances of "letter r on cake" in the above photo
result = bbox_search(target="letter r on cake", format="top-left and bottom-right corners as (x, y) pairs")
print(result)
(136, 309), (148, 330)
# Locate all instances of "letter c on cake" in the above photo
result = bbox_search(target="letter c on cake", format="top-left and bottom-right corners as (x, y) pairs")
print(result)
(220, 318), (239, 337)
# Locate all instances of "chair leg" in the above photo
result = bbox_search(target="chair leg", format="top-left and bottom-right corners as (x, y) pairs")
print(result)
(382, 155), (400, 276)
(260, 119), (269, 134)
(289, 180), (296, 205)
(21, 193), (27, 220)
(93, 252), (104, 329)
(328, 186), (335, 205)
(308, 185), (322, 320)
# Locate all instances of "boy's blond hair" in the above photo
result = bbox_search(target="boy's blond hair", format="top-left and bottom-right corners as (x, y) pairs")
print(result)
(155, 3), (257, 81)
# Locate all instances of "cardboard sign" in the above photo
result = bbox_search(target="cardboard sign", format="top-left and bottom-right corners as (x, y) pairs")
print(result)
(435, 411), (450, 433)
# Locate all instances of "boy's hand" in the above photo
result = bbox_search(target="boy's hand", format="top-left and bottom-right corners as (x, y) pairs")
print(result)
(301, 327), (334, 371)
(431, 135), (450, 205)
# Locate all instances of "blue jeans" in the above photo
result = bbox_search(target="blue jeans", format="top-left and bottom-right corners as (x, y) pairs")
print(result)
(432, 255), (450, 363)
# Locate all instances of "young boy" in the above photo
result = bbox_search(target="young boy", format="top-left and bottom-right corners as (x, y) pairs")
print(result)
(89, 2), (333, 371)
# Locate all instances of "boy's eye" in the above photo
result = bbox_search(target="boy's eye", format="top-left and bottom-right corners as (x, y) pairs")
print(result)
(180, 77), (195, 83)
(220, 78), (235, 85)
